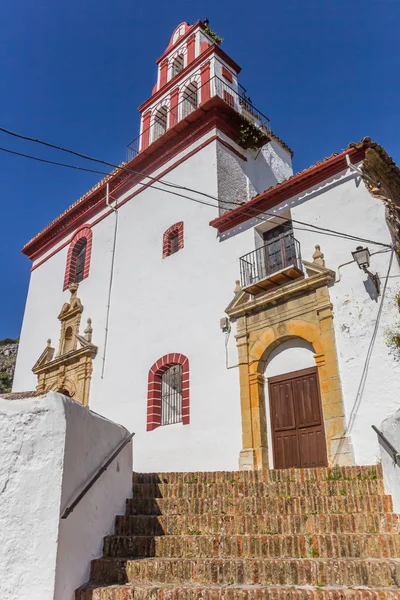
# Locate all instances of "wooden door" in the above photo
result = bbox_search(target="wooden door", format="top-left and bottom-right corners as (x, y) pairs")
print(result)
(269, 367), (328, 469)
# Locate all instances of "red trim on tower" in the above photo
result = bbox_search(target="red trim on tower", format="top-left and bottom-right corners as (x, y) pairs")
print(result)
(63, 225), (92, 290)
(23, 97), (258, 262)
(159, 60), (168, 89)
(162, 221), (184, 258)
(221, 66), (233, 82)
(147, 353), (190, 431)
(187, 34), (195, 64)
(169, 87), (179, 129)
(200, 62), (211, 104)
(209, 145), (368, 233)
(139, 44), (241, 113)
(156, 21), (199, 65)
(141, 111), (151, 150)
(200, 41), (210, 54)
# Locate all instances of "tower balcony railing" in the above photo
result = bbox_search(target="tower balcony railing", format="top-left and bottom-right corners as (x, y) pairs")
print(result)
(126, 75), (271, 161)
(240, 232), (304, 295)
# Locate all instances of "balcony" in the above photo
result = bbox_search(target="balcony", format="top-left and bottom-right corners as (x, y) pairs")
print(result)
(240, 233), (303, 295)
(126, 75), (271, 160)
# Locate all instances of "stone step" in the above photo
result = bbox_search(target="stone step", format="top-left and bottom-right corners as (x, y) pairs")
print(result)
(103, 533), (400, 560)
(76, 583), (400, 600)
(126, 494), (393, 516)
(133, 465), (382, 485)
(90, 557), (400, 587)
(132, 480), (384, 499)
(115, 512), (400, 536)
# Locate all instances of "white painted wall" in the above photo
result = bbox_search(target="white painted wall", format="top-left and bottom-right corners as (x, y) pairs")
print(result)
(379, 409), (400, 513)
(14, 131), (400, 473)
(0, 392), (133, 600)
(0, 393), (65, 600)
(55, 397), (132, 600)
(264, 339), (316, 468)
(290, 168), (400, 465)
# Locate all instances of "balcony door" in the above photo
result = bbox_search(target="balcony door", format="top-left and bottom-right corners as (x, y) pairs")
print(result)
(262, 223), (296, 276)
(268, 367), (328, 469)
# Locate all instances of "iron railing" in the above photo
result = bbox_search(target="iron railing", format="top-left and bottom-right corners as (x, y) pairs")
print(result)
(61, 431), (135, 519)
(372, 425), (400, 467)
(161, 364), (183, 426)
(126, 75), (270, 160)
(240, 232), (302, 289)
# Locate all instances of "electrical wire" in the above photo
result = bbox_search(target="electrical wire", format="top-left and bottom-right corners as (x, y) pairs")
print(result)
(0, 127), (393, 249)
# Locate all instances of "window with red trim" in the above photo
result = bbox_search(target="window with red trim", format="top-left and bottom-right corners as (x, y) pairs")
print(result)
(63, 226), (92, 290)
(162, 222), (184, 258)
(147, 353), (190, 431)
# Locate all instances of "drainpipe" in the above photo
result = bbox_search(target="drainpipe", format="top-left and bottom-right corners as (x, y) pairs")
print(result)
(101, 182), (119, 379)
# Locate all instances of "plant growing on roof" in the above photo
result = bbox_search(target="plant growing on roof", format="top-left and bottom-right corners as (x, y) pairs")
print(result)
(204, 26), (223, 45)
(237, 118), (267, 151)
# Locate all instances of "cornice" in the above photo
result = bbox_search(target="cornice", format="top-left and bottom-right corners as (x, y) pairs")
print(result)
(32, 345), (97, 375)
(226, 270), (335, 319)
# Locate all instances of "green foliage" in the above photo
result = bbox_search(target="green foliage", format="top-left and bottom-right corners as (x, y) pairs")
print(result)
(204, 26), (223, 45)
(0, 371), (12, 393)
(237, 119), (266, 151)
(327, 465), (342, 481)
(0, 338), (18, 346)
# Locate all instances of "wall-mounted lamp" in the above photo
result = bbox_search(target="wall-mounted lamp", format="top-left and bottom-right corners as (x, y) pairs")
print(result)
(351, 246), (381, 295)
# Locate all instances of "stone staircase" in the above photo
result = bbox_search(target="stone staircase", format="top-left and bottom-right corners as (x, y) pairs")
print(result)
(76, 465), (400, 599)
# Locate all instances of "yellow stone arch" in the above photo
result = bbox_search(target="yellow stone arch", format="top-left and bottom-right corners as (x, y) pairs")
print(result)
(231, 278), (353, 470)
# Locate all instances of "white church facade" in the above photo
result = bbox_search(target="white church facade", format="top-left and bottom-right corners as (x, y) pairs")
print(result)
(12, 20), (400, 473)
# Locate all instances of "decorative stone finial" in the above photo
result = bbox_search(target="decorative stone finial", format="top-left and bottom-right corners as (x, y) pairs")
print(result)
(84, 318), (93, 343)
(234, 280), (241, 295)
(47, 338), (51, 347)
(312, 244), (325, 266)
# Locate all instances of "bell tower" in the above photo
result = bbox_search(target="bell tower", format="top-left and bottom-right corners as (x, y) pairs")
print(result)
(126, 20), (293, 214)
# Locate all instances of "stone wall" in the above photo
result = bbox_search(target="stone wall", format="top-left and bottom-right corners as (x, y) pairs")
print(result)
(0, 340), (18, 393)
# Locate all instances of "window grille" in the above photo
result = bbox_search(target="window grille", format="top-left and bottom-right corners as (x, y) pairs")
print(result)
(153, 107), (168, 141)
(182, 82), (198, 118)
(75, 240), (87, 283)
(172, 55), (184, 78)
(169, 231), (179, 254)
(161, 364), (182, 425)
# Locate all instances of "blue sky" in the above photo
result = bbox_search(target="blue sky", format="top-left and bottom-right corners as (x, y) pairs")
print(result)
(0, 0), (399, 338)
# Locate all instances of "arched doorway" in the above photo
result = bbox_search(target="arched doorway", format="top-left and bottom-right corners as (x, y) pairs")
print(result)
(264, 339), (328, 469)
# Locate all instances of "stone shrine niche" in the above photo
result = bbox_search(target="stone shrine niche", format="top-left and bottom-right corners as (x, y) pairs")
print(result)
(32, 283), (97, 407)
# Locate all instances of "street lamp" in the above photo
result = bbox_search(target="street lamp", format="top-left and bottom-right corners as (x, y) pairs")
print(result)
(351, 246), (380, 295)
(351, 246), (371, 271)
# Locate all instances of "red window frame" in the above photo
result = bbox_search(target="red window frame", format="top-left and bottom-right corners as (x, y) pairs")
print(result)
(147, 353), (190, 431)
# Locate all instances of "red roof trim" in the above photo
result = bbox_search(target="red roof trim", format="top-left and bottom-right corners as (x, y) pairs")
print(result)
(139, 44), (241, 114)
(209, 145), (368, 233)
(23, 97), (242, 261)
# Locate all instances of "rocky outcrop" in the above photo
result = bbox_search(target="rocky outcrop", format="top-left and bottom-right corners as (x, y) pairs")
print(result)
(0, 340), (18, 394)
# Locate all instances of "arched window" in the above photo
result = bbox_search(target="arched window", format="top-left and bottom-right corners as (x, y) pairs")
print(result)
(162, 222), (184, 258)
(74, 239), (87, 283)
(153, 107), (168, 141)
(63, 226), (93, 290)
(182, 82), (198, 118)
(147, 353), (190, 431)
(171, 54), (184, 78)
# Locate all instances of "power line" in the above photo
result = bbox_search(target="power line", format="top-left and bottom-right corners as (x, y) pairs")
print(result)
(0, 127), (393, 249)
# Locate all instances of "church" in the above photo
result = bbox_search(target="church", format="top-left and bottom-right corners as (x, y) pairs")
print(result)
(12, 19), (400, 474)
